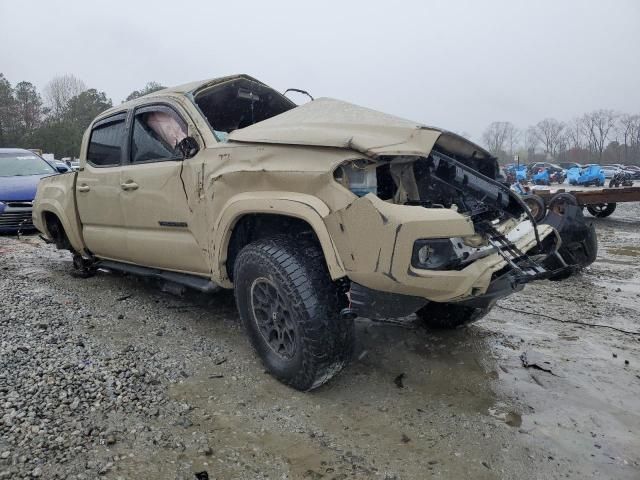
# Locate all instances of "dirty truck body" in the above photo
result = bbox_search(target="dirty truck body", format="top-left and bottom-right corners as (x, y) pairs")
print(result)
(33, 75), (596, 390)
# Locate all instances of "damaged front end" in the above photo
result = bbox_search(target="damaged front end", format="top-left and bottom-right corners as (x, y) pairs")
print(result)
(327, 144), (597, 319)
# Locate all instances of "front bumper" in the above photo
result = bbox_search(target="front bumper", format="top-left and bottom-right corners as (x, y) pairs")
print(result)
(326, 194), (556, 303)
(326, 194), (597, 317)
(0, 202), (34, 233)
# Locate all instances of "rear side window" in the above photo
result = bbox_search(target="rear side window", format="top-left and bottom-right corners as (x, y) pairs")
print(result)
(130, 107), (187, 163)
(87, 115), (126, 167)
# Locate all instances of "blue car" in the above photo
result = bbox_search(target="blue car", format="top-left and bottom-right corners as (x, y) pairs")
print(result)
(0, 148), (61, 233)
(567, 164), (605, 187)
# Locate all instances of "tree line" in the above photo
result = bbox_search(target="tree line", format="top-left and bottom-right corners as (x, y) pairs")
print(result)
(2, 71), (638, 167)
(482, 111), (640, 166)
(0, 73), (164, 158)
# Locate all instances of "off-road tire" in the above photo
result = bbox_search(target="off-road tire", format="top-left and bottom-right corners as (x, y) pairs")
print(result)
(415, 302), (488, 329)
(234, 235), (354, 391)
(586, 203), (617, 218)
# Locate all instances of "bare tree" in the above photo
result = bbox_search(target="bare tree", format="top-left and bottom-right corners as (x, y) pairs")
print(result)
(482, 121), (517, 160)
(43, 74), (87, 118)
(564, 118), (584, 151)
(531, 118), (565, 157)
(618, 114), (640, 162)
(582, 109), (617, 160)
(523, 126), (539, 159)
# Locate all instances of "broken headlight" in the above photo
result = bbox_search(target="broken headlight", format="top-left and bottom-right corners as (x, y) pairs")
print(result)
(334, 160), (377, 197)
(411, 239), (460, 270)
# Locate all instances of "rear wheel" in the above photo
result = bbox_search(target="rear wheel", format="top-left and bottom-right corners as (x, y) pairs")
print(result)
(233, 235), (354, 391)
(415, 302), (488, 329)
(586, 203), (617, 218)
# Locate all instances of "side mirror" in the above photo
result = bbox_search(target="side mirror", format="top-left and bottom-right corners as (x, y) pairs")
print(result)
(56, 165), (69, 173)
(177, 136), (200, 159)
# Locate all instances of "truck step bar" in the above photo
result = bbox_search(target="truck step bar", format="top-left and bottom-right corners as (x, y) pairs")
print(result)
(95, 260), (221, 293)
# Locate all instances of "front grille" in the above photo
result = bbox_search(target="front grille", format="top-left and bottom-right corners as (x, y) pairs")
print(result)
(0, 210), (34, 229)
(3, 201), (33, 208)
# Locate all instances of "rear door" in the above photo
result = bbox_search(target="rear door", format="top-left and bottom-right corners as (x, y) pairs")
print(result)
(76, 112), (128, 259)
(118, 103), (209, 274)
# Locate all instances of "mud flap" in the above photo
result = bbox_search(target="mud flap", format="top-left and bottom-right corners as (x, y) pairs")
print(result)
(541, 205), (597, 274)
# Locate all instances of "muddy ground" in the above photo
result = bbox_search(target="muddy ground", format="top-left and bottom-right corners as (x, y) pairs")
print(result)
(1, 204), (639, 480)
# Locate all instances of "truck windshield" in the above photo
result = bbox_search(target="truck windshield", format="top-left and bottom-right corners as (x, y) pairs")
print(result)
(0, 152), (56, 177)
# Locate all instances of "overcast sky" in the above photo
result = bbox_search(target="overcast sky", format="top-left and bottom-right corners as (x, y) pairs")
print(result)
(1, 0), (638, 140)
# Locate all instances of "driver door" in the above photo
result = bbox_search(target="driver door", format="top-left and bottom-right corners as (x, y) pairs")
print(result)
(118, 103), (210, 274)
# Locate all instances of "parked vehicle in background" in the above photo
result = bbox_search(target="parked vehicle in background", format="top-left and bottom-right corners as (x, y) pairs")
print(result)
(0, 148), (59, 232)
(528, 162), (564, 177)
(531, 165), (565, 185)
(606, 164), (640, 180)
(600, 165), (621, 179)
(32, 74), (598, 390)
(550, 170), (566, 184)
(609, 170), (633, 188)
(568, 165), (606, 187)
(504, 164), (528, 184)
(532, 167), (550, 185)
(51, 160), (71, 173)
(559, 162), (582, 171)
(624, 165), (640, 179)
(69, 161), (80, 171)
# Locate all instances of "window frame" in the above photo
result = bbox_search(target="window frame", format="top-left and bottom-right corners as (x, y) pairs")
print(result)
(127, 103), (189, 166)
(86, 112), (128, 168)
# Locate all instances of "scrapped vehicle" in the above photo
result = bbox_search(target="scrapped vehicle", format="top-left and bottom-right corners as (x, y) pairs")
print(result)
(0, 148), (60, 233)
(504, 164), (528, 184)
(532, 168), (550, 185)
(609, 171), (633, 188)
(568, 165), (605, 187)
(624, 165), (640, 180)
(600, 165), (620, 179)
(33, 74), (597, 390)
(559, 162), (582, 171)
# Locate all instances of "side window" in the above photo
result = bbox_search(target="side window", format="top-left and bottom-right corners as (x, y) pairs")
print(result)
(87, 116), (126, 167)
(131, 107), (187, 163)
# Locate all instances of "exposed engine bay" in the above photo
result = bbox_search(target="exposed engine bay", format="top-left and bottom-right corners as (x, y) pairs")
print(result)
(335, 147), (528, 226)
(333, 146), (596, 288)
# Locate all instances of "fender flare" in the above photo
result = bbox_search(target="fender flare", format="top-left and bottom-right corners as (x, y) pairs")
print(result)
(212, 192), (346, 287)
(36, 198), (85, 253)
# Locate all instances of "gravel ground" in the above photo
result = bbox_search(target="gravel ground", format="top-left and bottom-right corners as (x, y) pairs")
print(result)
(1, 204), (639, 479)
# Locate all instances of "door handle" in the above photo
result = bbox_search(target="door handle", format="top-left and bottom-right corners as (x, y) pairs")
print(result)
(121, 181), (139, 191)
(77, 185), (90, 192)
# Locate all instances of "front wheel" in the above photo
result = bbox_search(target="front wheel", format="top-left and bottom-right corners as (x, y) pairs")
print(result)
(233, 235), (354, 391)
(415, 302), (488, 329)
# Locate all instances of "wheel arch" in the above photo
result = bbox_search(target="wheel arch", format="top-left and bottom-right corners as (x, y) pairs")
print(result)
(36, 201), (85, 253)
(212, 192), (346, 287)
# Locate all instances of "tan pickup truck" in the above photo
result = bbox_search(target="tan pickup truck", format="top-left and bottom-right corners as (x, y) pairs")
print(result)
(33, 74), (596, 390)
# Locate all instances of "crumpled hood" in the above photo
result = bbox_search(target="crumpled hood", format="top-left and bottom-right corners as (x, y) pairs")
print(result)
(229, 98), (446, 157)
(0, 174), (53, 201)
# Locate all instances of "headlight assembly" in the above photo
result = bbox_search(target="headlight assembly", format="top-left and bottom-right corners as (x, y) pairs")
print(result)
(411, 239), (460, 270)
(333, 160), (377, 197)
